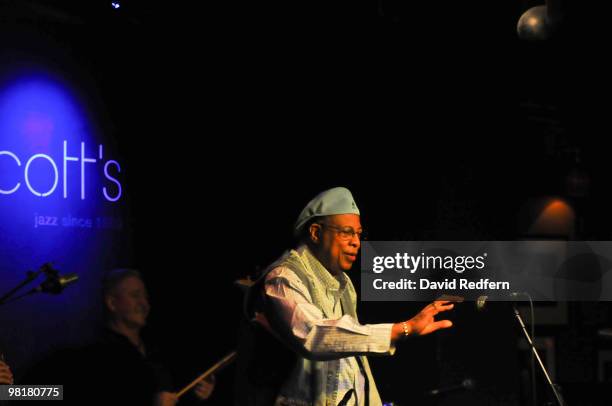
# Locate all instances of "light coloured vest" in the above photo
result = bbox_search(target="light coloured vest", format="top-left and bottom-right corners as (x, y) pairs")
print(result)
(264, 249), (383, 406)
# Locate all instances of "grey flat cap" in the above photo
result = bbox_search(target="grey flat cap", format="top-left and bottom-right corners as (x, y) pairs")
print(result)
(294, 187), (360, 234)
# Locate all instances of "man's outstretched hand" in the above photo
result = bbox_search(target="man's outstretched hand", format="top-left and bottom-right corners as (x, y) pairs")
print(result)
(392, 301), (455, 342)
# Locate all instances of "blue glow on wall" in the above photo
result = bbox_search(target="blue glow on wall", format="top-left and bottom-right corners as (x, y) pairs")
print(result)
(0, 72), (130, 373)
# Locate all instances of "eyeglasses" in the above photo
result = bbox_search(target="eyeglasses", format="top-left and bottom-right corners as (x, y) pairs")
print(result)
(320, 224), (366, 241)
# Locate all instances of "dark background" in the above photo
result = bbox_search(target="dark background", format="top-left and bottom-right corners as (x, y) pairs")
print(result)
(2, 0), (612, 405)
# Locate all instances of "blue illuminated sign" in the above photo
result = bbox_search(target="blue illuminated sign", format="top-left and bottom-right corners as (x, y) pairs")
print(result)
(0, 140), (122, 201)
(1, 74), (124, 207)
(0, 73), (126, 236)
(0, 58), (132, 380)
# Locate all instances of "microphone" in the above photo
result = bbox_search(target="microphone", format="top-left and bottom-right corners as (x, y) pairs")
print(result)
(31, 273), (79, 294)
(476, 292), (526, 311)
(426, 378), (475, 396)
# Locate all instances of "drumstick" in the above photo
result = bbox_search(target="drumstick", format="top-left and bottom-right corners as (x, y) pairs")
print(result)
(176, 351), (237, 398)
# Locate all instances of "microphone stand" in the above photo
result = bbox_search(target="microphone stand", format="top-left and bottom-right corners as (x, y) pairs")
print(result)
(513, 305), (566, 406)
(0, 263), (53, 306)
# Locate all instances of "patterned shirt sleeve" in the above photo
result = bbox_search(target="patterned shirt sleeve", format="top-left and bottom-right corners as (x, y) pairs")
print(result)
(264, 266), (396, 360)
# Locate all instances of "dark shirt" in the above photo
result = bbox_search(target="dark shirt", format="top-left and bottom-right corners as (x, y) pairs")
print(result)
(20, 328), (173, 406)
(80, 328), (173, 405)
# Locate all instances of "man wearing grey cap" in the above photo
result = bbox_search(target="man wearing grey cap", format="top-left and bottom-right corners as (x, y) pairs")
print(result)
(245, 187), (454, 406)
